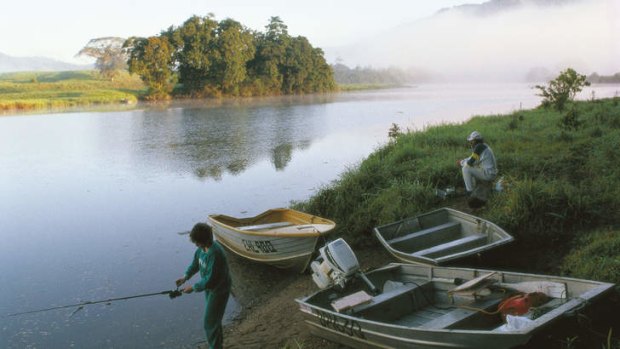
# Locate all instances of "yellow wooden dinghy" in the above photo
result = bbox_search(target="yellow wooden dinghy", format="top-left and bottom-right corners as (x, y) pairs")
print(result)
(208, 208), (336, 273)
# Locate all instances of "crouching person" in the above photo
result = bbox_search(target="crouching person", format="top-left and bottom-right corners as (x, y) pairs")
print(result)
(458, 131), (498, 208)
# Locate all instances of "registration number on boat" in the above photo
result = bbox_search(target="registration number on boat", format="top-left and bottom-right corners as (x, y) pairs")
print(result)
(242, 239), (278, 253)
(315, 309), (365, 339)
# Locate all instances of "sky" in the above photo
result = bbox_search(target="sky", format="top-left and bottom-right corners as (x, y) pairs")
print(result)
(0, 0), (485, 64)
(336, 0), (620, 80)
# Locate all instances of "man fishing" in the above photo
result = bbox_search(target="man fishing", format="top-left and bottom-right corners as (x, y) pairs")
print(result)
(458, 131), (498, 207)
(176, 223), (232, 349)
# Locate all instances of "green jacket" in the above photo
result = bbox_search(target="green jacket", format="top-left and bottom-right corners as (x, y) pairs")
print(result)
(185, 242), (231, 293)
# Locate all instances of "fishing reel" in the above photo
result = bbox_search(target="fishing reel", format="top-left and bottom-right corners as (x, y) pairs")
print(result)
(168, 289), (183, 299)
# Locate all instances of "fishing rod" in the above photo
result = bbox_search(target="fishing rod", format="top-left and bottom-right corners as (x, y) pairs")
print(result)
(7, 288), (183, 317)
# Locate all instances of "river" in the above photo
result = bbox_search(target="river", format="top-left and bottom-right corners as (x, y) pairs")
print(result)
(1, 83), (618, 348)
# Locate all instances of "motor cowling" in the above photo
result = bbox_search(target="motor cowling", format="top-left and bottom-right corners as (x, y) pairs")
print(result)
(311, 238), (360, 289)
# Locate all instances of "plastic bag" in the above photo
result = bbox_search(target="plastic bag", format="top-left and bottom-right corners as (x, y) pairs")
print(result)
(495, 315), (535, 332)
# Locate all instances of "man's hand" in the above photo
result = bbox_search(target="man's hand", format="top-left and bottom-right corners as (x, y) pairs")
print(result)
(175, 276), (187, 287)
(182, 285), (194, 294)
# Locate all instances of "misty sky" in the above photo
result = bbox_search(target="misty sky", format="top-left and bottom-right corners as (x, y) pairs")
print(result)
(332, 0), (619, 80)
(0, 0), (484, 63)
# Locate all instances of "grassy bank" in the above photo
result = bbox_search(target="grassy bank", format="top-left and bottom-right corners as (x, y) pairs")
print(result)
(296, 97), (620, 281)
(0, 70), (145, 112)
(0, 69), (410, 114)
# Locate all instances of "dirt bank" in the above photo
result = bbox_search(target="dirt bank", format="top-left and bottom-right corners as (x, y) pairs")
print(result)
(213, 246), (394, 349)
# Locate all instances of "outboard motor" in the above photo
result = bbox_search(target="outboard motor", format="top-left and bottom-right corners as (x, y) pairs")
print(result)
(311, 238), (379, 294)
(311, 238), (359, 289)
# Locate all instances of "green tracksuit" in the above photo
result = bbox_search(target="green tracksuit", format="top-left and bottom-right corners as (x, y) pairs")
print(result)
(184, 242), (231, 349)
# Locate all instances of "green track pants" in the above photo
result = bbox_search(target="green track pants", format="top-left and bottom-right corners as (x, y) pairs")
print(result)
(203, 289), (230, 349)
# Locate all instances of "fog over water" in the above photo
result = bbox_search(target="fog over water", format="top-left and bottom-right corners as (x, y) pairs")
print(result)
(329, 0), (619, 81)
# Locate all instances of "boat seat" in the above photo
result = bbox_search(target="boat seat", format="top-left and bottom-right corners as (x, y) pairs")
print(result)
(388, 222), (461, 252)
(419, 296), (503, 329)
(352, 281), (432, 321)
(412, 234), (487, 258)
(238, 222), (294, 231)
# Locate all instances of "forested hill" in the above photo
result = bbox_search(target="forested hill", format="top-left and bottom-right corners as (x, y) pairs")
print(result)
(0, 52), (89, 73)
(437, 0), (581, 16)
(125, 16), (336, 100)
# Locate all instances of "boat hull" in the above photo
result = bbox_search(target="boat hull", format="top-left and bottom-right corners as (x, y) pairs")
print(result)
(208, 208), (335, 273)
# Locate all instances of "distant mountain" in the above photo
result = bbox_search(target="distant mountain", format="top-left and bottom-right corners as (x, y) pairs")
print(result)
(326, 0), (618, 82)
(438, 0), (581, 17)
(0, 52), (91, 73)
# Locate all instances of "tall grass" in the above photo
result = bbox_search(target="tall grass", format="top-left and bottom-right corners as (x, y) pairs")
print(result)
(0, 70), (145, 112)
(295, 98), (620, 284)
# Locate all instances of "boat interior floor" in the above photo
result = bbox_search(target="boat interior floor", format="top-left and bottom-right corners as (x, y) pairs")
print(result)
(349, 281), (507, 331)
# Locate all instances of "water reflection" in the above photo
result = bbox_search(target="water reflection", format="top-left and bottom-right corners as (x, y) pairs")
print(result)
(132, 97), (333, 181)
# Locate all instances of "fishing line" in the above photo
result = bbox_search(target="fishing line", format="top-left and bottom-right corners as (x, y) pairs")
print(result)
(6, 289), (183, 317)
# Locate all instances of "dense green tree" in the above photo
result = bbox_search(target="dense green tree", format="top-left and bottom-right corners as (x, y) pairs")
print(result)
(165, 15), (219, 94)
(124, 14), (335, 98)
(211, 19), (256, 94)
(249, 17), (290, 94)
(125, 36), (176, 99)
(307, 47), (336, 92)
(77, 37), (127, 79)
(281, 36), (312, 94)
(535, 68), (590, 111)
(281, 36), (334, 94)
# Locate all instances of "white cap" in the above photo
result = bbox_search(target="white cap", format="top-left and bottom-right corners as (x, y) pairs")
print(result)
(467, 131), (482, 141)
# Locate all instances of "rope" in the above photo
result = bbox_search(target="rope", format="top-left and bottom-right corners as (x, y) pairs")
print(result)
(6, 289), (183, 317)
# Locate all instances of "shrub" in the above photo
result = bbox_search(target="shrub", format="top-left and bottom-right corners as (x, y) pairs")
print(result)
(535, 68), (590, 111)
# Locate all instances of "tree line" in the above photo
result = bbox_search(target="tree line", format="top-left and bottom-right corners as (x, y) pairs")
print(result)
(119, 15), (335, 99)
(332, 63), (417, 85)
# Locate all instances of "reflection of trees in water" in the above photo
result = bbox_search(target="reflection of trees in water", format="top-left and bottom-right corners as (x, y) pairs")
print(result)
(195, 165), (223, 181)
(271, 140), (311, 170)
(134, 97), (327, 180)
(271, 143), (292, 171)
(193, 159), (249, 180)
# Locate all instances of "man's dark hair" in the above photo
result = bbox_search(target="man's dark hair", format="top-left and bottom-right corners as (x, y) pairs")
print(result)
(190, 223), (214, 247)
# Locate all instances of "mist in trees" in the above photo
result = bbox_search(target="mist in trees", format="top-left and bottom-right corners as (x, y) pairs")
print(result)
(77, 37), (128, 79)
(124, 15), (335, 99)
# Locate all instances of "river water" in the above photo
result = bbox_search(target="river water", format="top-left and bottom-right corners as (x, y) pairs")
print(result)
(1, 84), (618, 348)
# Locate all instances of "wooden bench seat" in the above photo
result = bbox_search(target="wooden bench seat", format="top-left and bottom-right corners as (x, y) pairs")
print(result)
(388, 222), (461, 252)
(238, 222), (294, 231)
(413, 234), (487, 258)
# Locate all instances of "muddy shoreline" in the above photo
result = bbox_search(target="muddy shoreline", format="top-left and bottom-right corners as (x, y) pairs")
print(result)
(212, 247), (394, 349)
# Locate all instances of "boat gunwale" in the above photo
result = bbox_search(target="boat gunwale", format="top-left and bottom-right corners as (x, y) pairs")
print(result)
(208, 208), (336, 238)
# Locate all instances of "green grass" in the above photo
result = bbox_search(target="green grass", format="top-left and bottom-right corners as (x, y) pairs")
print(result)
(295, 98), (620, 283)
(0, 70), (146, 112)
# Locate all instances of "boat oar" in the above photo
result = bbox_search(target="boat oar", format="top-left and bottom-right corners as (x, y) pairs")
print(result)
(6, 289), (183, 317)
